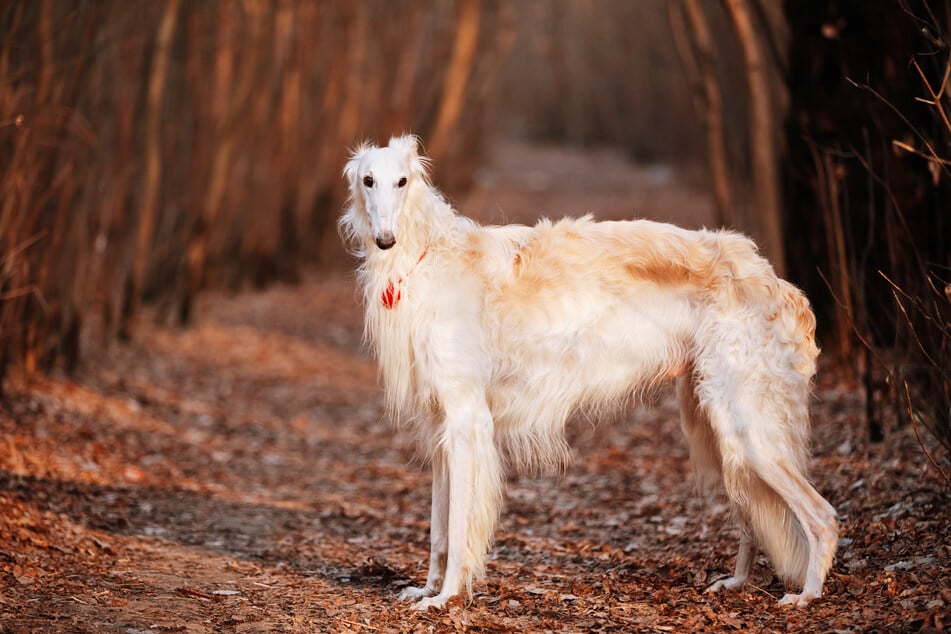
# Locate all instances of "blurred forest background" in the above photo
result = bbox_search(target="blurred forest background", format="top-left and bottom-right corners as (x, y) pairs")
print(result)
(0, 0), (948, 476)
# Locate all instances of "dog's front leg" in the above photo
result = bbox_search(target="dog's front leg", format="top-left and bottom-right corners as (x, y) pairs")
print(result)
(399, 451), (449, 601)
(411, 395), (501, 610)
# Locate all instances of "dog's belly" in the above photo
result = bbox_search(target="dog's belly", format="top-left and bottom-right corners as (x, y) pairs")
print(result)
(485, 287), (693, 433)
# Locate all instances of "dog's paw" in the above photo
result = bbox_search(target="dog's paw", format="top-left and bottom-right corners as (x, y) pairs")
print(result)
(779, 590), (820, 607)
(410, 592), (455, 611)
(398, 585), (434, 601)
(704, 576), (747, 594)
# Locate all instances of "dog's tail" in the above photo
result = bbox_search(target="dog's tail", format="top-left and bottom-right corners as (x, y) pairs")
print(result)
(774, 277), (820, 380)
(708, 231), (820, 380)
(725, 464), (811, 586)
(682, 375), (813, 587)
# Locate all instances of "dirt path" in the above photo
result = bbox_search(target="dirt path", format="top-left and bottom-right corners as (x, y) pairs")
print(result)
(459, 142), (713, 228)
(1, 146), (949, 632)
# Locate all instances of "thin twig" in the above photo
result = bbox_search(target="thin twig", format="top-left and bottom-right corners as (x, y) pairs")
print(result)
(746, 582), (775, 599)
(889, 287), (939, 369)
(1, 232), (47, 274)
(910, 57), (951, 137)
(338, 618), (378, 631)
(934, 57), (950, 100)
(845, 138), (928, 276)
(176, 587), (218, 601)
(892, 139), (951, 166)
(846, 76), (951, 180)
(881, 270), (945, 354)
(903, 381), (951, 487)
(0, 286), (44, 303)
(897, 0), (946, 48)
(816, 268), (880, 357)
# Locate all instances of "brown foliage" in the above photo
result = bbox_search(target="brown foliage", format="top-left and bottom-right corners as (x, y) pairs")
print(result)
(0, 1), (509, 381)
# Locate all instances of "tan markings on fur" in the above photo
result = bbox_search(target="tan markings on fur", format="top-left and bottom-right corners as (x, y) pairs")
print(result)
(624, 260), (697, 287)
(665, 361), (688, 379)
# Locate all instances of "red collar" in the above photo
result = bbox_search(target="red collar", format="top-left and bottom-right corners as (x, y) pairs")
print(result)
(381, 249), (428, 309)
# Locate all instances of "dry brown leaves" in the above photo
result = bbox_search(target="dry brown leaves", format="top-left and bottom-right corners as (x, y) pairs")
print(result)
(0, 272), (948, 633)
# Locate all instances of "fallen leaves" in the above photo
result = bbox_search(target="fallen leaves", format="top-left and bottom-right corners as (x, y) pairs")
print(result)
(0, 273), (948, 632)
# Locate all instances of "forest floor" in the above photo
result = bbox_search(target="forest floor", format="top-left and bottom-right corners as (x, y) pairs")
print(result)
(1, 144), (949, 633)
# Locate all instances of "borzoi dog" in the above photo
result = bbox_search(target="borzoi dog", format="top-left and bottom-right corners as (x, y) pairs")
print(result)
(339, 135), (837, 610)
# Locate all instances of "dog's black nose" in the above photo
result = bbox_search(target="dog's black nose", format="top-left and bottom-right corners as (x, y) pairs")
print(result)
(376, 235), (396, 250)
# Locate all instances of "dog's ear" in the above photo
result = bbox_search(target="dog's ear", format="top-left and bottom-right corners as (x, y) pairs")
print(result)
(388, 134), (420, 158)
(389, 134), (431, 181)
(343, 142), (371, 188)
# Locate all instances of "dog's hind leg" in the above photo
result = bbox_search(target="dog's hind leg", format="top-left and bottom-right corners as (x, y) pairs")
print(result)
(705, 530), (754, 593)
(677, 374), (723, 490)
(412, 390), (503, 610)
(399, 450), (449, 601)
(701, 392), (837, 606)
(678, 376), (754, 594)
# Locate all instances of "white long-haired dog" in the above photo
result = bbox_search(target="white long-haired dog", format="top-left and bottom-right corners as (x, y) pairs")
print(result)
(339, 135), (837, 610)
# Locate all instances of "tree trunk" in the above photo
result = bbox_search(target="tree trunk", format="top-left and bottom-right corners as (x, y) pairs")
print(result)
(427, 0), (481, 159)
(123, 0), (180, 338)
(671, 0), (735, 229)
(722, 0), (786, 277)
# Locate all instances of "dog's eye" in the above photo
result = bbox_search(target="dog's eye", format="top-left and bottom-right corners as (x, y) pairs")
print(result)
(397, 177), (407, 188)
(363, 175), (374, 188)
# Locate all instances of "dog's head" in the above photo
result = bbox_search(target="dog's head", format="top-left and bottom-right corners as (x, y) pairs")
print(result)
(342, 135), (428, 251)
